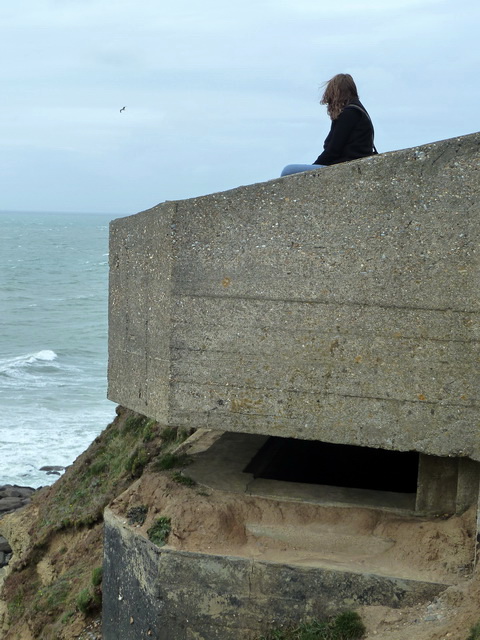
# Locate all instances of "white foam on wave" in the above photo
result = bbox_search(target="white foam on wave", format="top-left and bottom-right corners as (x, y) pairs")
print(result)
(0, 351), (62, 389)
(0, 350), (88, 394)
(0, 349), (58, 374)
(32, 349), (57, 362)
(0, 401), (116, 488)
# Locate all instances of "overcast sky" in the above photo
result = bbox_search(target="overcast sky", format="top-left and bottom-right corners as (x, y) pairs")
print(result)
(0, 0), (478, 215)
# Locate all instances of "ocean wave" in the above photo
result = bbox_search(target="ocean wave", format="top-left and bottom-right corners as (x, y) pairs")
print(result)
(0, 349), (58, 372)
(0, 211), (112, 485)
(0, 350), (89, 391)
(0, 350), (60, 383)
(31, 349), (58, 362)
(0, 402), (115, 487)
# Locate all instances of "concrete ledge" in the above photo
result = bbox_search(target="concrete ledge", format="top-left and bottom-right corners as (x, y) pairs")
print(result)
(102, 508), (449, 640)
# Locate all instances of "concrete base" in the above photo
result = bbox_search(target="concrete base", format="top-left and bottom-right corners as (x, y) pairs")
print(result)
(101, 430), (480, 639)
(103, 508), (449, 640)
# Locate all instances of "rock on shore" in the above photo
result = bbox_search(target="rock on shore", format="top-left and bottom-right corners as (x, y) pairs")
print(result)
(0, 485), (36, 568)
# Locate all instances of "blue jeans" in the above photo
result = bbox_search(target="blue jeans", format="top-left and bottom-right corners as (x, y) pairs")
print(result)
(281, 163), (326, 177)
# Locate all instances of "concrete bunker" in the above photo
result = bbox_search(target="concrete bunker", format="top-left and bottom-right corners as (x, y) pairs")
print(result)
(242, 437), (480, 516)
(245, 437), (419, 495)
(104, 132), (480, 639)
(184, 430), (480, 517)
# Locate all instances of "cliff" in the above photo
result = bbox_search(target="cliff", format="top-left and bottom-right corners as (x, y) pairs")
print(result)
(0, 407), (191, 640)
(0, 407), (480, 639)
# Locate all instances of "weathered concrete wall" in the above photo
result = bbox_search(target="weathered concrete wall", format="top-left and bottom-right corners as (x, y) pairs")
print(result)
(108, 133), (480, 459)
(102, 508), (447, 640)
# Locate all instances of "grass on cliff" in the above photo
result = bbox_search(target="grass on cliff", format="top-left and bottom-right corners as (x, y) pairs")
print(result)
(257, 611), (366, 640)
(2, 407), (192, 640)
(468, 622), (480, 640)
(147, 516), (171, 546)
(33, 409), (189, 542)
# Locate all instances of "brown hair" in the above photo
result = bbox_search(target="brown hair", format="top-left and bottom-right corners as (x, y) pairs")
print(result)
(320, 73), (359, 120)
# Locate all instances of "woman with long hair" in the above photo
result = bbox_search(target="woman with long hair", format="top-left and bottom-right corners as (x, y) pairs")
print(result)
(281, 73), (377, 176)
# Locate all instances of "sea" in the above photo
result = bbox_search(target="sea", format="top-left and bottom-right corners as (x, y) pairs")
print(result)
(0, 210), (122, 488)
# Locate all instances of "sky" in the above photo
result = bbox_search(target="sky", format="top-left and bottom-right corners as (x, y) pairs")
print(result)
(0, 0), (479, 215)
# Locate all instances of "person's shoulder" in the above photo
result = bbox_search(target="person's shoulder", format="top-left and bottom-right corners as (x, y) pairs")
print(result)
(345, 100), (365, 112)
(344, 101), (371, 121)
(339, 103), (363, 119)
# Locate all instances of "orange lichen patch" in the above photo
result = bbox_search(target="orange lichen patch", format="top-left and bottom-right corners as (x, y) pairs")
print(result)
(230, 396), (264, 413)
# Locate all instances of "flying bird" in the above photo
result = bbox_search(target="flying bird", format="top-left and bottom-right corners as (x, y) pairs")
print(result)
(120, 106), (126, 113)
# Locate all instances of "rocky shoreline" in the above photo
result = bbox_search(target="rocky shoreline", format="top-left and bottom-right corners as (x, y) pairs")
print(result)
(0, 485), (36, 568)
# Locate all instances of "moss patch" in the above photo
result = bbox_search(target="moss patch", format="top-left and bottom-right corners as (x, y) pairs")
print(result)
(127, 505), (148, 526)
(172, 472), (196, 487)
(257, 611), (366, 640)
(468, 622), (480, 640)
(152, 451), (190, 472)
(147, 516), (172, 547)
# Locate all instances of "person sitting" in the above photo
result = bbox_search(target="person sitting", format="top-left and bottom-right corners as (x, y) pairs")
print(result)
(281, 73), (377, 177)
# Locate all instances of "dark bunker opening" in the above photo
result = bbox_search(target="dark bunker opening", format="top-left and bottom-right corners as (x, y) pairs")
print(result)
(244, 437), (419, 494)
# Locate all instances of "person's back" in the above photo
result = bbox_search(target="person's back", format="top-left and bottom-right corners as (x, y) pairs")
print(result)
(281, 73), (377, 177)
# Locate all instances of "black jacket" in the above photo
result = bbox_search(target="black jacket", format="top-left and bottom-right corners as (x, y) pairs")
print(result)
(314, 99), (375, 166)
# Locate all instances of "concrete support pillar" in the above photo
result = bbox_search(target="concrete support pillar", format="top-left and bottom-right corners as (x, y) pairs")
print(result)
(416, 455), (480, 516)
(416, 455), (458, 515)
(476, 488), (480, 565)
(456, 458), (480, 513)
